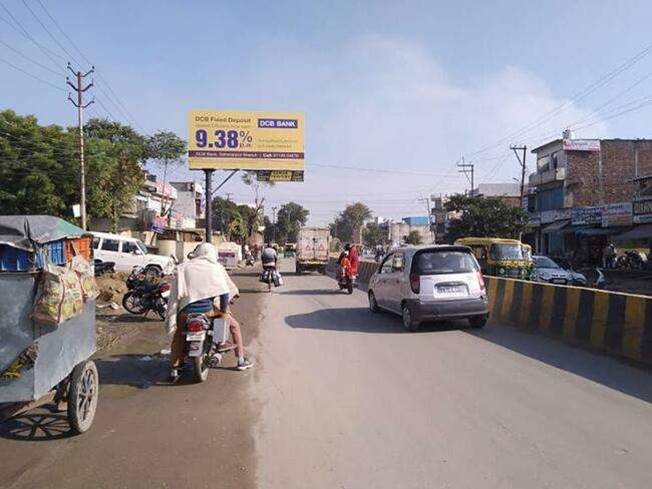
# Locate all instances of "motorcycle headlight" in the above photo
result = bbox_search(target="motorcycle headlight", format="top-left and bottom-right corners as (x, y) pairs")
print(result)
(499, 268), (505, 275)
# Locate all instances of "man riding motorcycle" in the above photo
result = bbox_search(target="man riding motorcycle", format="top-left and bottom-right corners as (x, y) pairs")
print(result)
(166, 243), (253, 382)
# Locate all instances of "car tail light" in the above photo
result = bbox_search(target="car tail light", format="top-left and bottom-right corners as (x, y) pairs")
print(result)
(158, 283), (171, 292)
(187, 319), (205, 333)
(477, 271), (486, 293)
(410, 273), (420, 294)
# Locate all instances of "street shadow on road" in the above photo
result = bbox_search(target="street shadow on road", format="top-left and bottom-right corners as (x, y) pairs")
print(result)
(0, 411), (73, 441)
(97, 313), (162, 324)
(95, 354), (170, 389)
(468, 325), (652, 403)
(280, 289), (345, 296)
(285, 307), (466, 335)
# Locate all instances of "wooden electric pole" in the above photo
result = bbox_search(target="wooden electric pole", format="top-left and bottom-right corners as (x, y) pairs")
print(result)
(67, 63), (94, 230)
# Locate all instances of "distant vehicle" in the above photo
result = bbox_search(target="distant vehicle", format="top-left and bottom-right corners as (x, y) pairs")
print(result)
(295, 227), (330, 274)
(91, 231), (174, 275)
(368, 245), (489, 331)
(454, 237), (533, 280)
(532, 255), (586, 286)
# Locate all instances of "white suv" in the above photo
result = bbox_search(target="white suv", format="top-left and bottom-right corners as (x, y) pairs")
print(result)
(92, 232), (174, 275)
(368, 245), (489, 331)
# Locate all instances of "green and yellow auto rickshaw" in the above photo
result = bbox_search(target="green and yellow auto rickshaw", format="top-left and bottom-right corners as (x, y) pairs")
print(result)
(454, 237), (534, 279)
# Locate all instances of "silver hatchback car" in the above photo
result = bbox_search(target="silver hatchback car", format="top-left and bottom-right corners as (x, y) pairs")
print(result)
(368, 245), (489, 331)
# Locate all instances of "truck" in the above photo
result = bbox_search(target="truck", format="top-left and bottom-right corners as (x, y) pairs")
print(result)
(295, 227), (331, 274)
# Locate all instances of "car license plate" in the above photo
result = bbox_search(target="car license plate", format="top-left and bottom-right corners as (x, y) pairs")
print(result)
(186, 332), (205, 342)
(551, 278), (566, 284)
(437, 285), (467, 296)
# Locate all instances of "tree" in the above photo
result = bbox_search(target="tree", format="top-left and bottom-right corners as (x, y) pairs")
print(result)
(145, 131), (186, 212)
(275, 202), (309, 243)
(444, 194), (528, 243)
(0, 112), (146, 232)
(405, 230), (422, 245)
(84, 119), (147, 231)
(362, 221), (389, 248)
(330, 202), (372, 243)
(0, 110), (78, 217)
(239, 171), (273, 240)
(263, 215), (275, 243)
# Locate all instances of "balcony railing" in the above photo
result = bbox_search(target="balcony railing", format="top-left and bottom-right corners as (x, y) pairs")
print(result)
(529, 166), (566, 187)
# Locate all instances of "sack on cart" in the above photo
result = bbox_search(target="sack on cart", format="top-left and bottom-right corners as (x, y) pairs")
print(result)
(32, 263), (84, 325)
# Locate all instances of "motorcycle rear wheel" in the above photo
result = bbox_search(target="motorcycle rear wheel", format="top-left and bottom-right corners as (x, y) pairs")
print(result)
(192, 355), (209, 383)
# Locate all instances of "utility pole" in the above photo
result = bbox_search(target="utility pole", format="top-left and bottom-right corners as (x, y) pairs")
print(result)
(457, 159), (475, 196)
(204, 170), (213, 243)
(272, 206), (278, 243)
(67, 63), (94, 230)
(510, 145), (528, 208)
(418, 194), (434, 243)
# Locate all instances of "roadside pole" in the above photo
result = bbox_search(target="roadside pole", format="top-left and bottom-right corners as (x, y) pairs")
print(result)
(204, 170), (213, 243)
(67, 64), (94, 230)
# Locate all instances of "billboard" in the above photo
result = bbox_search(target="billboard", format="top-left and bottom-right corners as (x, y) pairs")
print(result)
(187, 110), (304, 170)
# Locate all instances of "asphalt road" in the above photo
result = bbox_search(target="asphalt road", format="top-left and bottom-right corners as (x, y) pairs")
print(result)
(2, 259), (651, 489)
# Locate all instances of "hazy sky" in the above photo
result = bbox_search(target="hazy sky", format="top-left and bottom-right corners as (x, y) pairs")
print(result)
(2, 1), (652, 224)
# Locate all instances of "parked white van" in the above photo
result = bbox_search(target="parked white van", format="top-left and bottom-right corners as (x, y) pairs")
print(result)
(91, 232), (175, 275)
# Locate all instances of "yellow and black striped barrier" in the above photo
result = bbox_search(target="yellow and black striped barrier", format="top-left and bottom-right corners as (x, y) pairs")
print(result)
(486, 277), (652, 366)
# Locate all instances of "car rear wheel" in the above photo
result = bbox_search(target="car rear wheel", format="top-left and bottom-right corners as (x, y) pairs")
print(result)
(402, 303), (420, 332)
(469, 316), (487, 328)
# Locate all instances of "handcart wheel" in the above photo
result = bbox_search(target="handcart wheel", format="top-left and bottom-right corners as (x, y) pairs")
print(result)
(67, 360), (99, 434)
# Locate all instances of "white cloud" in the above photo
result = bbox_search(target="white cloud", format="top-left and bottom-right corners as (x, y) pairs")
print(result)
(169, 35), (609, 225)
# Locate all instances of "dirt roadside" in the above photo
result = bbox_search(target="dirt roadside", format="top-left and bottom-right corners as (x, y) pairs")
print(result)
(1, 268), (268, 489)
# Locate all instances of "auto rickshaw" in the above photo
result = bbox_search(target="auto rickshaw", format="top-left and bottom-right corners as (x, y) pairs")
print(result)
(454, 237), (534, 279)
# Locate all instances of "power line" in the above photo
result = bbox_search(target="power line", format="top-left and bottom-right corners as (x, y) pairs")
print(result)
(310, 162), (465, 178)
(0, 36), (61, 75)
(21, 0), (76, 61)
(0, 1), (63, 71)
(0, 55), (64, 91)
(34, 0), (145, 132)
(466, 41), (652, 158)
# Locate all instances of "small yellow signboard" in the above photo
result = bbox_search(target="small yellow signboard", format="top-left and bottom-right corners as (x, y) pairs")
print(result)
(187, 110), (304, 171)
(257, 170), (304, 182)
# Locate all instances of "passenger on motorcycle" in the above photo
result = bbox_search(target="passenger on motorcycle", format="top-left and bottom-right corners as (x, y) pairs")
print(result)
(166, 243), (253, 382)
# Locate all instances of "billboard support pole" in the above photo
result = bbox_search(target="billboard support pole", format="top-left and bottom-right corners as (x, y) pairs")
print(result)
(204, 169), (213, 243)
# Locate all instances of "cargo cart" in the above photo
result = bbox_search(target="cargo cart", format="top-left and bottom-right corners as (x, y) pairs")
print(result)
(0, 216), (98, 434)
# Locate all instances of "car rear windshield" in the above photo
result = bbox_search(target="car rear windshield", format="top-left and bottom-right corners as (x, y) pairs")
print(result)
(413, 250), (478, 275)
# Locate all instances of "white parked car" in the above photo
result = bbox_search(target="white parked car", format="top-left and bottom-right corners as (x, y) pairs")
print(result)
(91, 232), (175, 275)
(368, 245), (489, 331)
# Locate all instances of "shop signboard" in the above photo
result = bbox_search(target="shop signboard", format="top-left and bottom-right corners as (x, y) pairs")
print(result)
(562, 139), (601, 152)
(188, 110), (304, 171)
(601, 202), (632, 227)
(540, 208), (570, 224)
(571, 206), (603, 226)
(633, 197), (652, 224)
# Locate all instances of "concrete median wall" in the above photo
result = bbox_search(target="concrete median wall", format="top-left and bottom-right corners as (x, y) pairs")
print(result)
(486, 277), (652, 366)
(330, 257), (652, 366)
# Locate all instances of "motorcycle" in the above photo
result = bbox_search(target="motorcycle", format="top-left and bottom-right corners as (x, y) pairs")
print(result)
(260, 264), (282, 292)
(122, 268), (170, 319)
(182, 306), (237, 383)
(244, 251), (255, 267)
(337, 267), (355, 294)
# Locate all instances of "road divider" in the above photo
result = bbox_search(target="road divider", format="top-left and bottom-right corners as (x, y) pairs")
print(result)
(329, 257), (651, 366)
(486, 277), (652, 366)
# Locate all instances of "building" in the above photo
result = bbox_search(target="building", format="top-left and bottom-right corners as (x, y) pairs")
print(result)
(170, 181), (205, 230)
(471, 183), (524, 208)
(389, 220), (433, 246)
(527, 134), (652, 257)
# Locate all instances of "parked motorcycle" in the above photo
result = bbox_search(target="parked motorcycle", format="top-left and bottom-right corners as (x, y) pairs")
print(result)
(122, 267), (170, 319)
